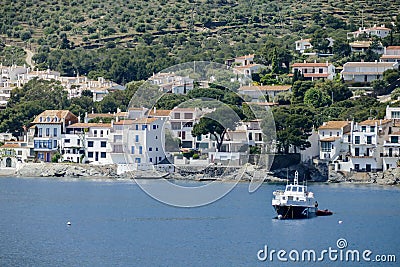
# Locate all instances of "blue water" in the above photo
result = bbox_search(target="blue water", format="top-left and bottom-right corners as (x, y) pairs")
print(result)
(0, 178), (399, 267)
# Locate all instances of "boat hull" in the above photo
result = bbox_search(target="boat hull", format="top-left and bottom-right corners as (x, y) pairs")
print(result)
(273, 205), (317, 219)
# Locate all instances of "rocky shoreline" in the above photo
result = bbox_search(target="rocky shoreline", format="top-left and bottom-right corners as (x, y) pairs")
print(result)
(1, 162), (399, 186)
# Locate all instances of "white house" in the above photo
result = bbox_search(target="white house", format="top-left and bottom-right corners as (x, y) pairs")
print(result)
(291, 61), (336, 81)
(0, 141), (32, 167)
(126, 117), (166, 168)
(63, 122), (112, 164)
(237, 85), (292, 102)
(318, 121), (352, 161)
(349, 41), (384, 54)
(295, 39), (313, 54)
(345, 119), (392, 172)
(32, 110), (78, 162)
(382, 131), (400, 171)
(148, 72), (194, 94)
(380, 46), (400, 63)
(347, 25), (391, 40)
(341, 61), (399, 83)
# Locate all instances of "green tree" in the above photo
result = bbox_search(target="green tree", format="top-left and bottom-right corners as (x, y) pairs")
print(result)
(291, 80), (314, 104)
(192, 106), (241, 152)
(304, 88), (331, 108)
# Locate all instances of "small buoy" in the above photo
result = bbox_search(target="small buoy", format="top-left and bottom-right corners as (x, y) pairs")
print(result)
(277, 215), (283, 220)
(67, 221), (71, 226)
(338, 220), (343, 224)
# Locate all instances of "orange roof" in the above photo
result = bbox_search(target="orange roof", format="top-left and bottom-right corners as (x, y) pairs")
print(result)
(114, 120), (135, 125)
(389, 131), (400, 136)
(235, 54), (255, 59)
(0, 143), (21, 148)
(318, 121), (350, 130)
(292, 62), (330, 67)
(303, 73), (329, 78)
(359, 119), (391, 126)
(343, 62), (397, 67)
(87, 112), (127, 118)
(296, 38), (311, 42)
(349, 41), (372, 48)
(234, 64), (262, 69)
(386, 46), (400, 50)
(68, 123), (112, 128)
(147, 109), (172, 117)
(247, 102), (278, 106)
(133, 118), (158, 124)
(33, 110), (77, 124)
(381, 55), (400, 59)
(239, 85), (291, 91)
(320, 136), (341, 142)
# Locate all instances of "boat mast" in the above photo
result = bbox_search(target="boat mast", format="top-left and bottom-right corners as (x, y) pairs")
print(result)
(294, 171), (298, 185)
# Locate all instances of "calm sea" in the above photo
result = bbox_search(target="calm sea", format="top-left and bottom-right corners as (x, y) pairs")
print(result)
(0, 177), (399, 267)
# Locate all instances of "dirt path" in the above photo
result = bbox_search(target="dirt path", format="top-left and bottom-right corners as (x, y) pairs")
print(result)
(5, 44), (35, 68)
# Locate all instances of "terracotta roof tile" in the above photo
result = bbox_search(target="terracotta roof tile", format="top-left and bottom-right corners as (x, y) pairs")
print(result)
(68, 123), (112, 128)
(133, 118), (159, 124)
(292, 62), (331, 67)
(147, 109), (172, 117)
(320, 136), (341, 142)
(359, 119), (391, 126)
(318, 121), (350, 130)
(239, 85), (292, 91)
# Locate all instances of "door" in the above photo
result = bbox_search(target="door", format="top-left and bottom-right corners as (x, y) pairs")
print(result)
(5, 157), (12, 167)
(355, 147), (360, 156)
(95, 152), (99, 161)
(366, 164), (371, 172)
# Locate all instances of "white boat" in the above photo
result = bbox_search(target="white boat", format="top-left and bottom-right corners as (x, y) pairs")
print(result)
(272, 171), (317, 219)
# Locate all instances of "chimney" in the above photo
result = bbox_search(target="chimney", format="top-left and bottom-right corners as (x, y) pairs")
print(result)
(111, 119), (114, 128)
(153, 106), (156, 114)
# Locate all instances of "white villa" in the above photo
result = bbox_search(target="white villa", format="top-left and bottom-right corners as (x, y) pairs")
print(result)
(380, 46), (400, 63)
(148, 72), (194, 94)
(341, 61), (399, 83)
(295, 39), (313, 54)
(347, 25), (391, 40)
(291, 61), (336, 81)
(237, 85), (292, 102)
(318, 121), (352, 161)
(32, 110), (79, 162)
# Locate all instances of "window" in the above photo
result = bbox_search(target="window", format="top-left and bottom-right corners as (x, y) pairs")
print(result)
(159, 157), (162, 161)
(370, 126), (375, 133)
(38, 128), (42, 137)
(142, 125), (147, 130)
(361, 126), (366, 132)
(153, 125), (157, 130)
(355, 147), (360, 156)
(149, 147), (153, 151)
(319, 68), (323, 73)
(101, 152), (106, 158)
(149, 157), (153, 162)
(53, 128), (57, 137)
(184, 113), (193, 119)
(391, 136), (399, 143)
(174, 113), (180, 119)
(131, 146), (135, 154)
(135, 135), (139, 142)
(18, 151), (22, 155)
(355, 136), (360, 144)
(156, 148), (158, 151)
(54, 140), (57, 148)
(46, 128), (50, 137)
(135, 124), (139, 130)
(101, 141), (106, 147)
(139, 146), (143, 154)
(329, 132), (332, 136)
(336, 132), (339, 136)
(64, 139), (70, 143)
(88, 141), (94, 147)
(321, 142), (331, 152)
(322, 131), (324, 137)
(100, 130), (103, 137)
(135, 158), (141, 163)
(77, 139), (80, 146)
(88, 152), (93, 158)
(366, 136), (372, 144)
(94, 130), (97, 136)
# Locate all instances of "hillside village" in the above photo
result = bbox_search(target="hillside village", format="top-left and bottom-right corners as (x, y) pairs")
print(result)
(1, 17), (400, 182)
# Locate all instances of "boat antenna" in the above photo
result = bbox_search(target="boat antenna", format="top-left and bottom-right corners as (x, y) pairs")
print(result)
(286, 168), (289, 185)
